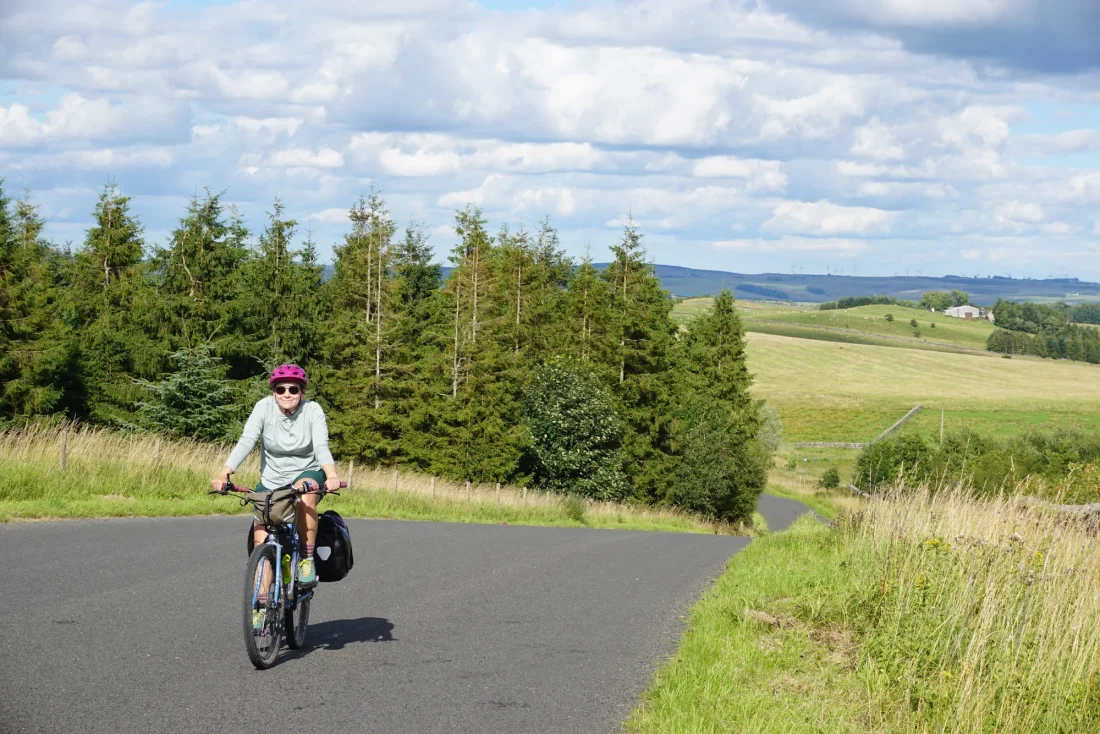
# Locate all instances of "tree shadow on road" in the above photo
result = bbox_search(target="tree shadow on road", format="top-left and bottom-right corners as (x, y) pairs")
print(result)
(286, 616), (396, 660)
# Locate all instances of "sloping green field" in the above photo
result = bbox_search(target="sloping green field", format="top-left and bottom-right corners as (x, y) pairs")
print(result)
(746, 304), (995, 350)
(674, 299), (995, 352)
(746, 332), (1100, 442)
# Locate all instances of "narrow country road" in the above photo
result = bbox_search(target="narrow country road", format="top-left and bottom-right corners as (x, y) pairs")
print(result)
(0, 496), (815, 734)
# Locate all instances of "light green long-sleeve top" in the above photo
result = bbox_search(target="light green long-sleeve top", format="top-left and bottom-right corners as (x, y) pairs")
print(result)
(225, 396), (335, 488)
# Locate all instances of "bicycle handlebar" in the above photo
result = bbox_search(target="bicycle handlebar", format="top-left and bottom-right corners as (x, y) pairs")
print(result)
(208, 479), (347, 496)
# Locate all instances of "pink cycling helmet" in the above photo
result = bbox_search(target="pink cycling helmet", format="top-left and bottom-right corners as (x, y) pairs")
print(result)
(270, 364), (308, 388)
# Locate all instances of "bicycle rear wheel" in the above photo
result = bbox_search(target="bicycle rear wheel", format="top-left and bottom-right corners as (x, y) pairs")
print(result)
(242, 543), (282, 669)
(285, 594), (310, 649)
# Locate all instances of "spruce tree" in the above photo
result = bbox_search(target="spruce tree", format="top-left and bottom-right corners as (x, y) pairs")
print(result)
(560, 249), (617, 378)
(416, 206), (522, 481)
(676, 289), (755, 421)
(68, 183), (154, 424)
(0, 187), (70, 419)
(135, 346), (238, 442)
(384, 222), (443, 465)
(320, 193), (402, 463)
(668, 289), (767, 522)
(601, 220), (679, 501)
(239, 198), (323, 370)
(148, 190), (251, 373)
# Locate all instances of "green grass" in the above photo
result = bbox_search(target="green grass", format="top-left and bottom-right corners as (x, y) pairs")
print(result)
(672, 297), (811, 325)
(0, 426), (729, 534)
(628, 490), (1100, 733)
(746, 304), (995, 350)
(0, 457), (710, 533)
(626, 516), (868, 733)
(674, 300), (996, 355)
(747, 332), (1100, 442)
(744, 321), (991, 356)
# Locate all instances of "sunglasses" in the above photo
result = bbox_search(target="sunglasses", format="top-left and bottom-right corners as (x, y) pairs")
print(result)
(274, 385), (301, 396)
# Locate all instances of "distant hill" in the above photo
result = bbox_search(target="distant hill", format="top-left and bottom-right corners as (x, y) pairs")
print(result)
(624, 265), (1100, 306)
(322, 263), (1100, 307)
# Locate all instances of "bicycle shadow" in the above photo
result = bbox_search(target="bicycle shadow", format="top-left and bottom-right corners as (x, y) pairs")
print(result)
(286, 616), (396, 660)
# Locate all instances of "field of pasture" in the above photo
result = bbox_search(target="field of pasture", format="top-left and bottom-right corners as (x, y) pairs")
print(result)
(746, 332), (1100, 442)
(674, 298), (995, 353)
(673, 298), (1100, 446)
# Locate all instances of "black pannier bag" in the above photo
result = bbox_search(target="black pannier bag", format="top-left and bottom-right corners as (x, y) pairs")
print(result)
(315, 510), (354, 583)
(245, 511), (354, 584)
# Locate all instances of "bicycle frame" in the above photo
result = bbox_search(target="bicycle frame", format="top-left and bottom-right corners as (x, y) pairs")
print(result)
(251, 515), (312, 614)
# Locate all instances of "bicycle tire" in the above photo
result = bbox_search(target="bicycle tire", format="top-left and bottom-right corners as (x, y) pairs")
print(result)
(285, 594), (310, 649)
(243, 543), (282, 669)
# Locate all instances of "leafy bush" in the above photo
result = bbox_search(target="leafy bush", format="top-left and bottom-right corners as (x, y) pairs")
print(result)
(817, 467), (840, 489)
(909, 318), (918, 328)
(930, 322), (936, 328)
(521, 358), (629, 499)
(669, 394), (768, 523)
(884, 313), (894, 322)
(854, 427), (1100, 499)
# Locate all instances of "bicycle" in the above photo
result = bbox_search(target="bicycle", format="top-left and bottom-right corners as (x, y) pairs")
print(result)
(209, 475), (347, 669)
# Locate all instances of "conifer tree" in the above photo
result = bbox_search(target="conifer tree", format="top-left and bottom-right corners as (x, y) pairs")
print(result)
(0, 187), (70, 418)
(675, 289), (755, 421)
(68, 183), (154, 424)
(417, 206), (522, 481)
(385, 222), (443, 460)
(239, 198), (323, 370)
(320, 193), (402, 463)
(135, 346), (238, 442)
(601, 220), (679, 500)
(148, 190), (251, 372)
(561, 249), (617, 377)
(668, 288), (767, 522)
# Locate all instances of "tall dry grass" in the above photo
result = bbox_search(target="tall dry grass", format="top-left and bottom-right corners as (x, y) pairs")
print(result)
(843, 486), (1100, 731)
(0, 423), (721, 533)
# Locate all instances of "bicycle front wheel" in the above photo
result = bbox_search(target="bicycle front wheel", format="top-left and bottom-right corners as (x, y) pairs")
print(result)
(242, 543), (282, 669)
(285, 594), (310, 649)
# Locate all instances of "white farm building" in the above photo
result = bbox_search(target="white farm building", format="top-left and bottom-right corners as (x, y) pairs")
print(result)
(943, 305), (982, 320)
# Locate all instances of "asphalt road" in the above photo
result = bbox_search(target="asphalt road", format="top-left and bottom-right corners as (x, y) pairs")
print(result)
(0, 496), (815, 734)
(758, 492), (825, 532)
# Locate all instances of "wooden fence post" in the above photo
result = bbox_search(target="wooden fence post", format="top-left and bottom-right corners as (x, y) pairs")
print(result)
(522, 486), (527, 504)
(465, 481), (471, 503)
(431, 476), (436, 499)
(392, 469), (398, 494)
(60, 428), (68, 471)
(348, 460), (355, 490)
(496, 482), (500, 504)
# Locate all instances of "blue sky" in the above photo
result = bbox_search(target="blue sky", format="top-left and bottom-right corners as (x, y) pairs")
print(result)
(3, 0), (1100, 278)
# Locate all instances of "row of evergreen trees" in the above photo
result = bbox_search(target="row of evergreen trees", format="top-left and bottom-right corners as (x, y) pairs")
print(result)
(0, 182), (771, 521)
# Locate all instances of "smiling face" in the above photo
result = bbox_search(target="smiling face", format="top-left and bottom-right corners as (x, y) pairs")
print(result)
(272, 381), (303, 413)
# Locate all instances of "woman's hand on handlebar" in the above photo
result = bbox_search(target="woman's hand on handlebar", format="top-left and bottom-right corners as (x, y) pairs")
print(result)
(210, 466), (234, 493)
(324, 476), (343, 493)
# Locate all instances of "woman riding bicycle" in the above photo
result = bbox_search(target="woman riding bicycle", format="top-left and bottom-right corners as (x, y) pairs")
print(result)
(210, 364), (341, 587)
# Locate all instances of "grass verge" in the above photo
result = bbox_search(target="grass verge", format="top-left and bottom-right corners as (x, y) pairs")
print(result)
(0, 424), (738, 535)
(627, 488), (1100, 733)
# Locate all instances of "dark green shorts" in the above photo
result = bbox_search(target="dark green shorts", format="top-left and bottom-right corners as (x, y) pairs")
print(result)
(254, 470), (327, 494)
